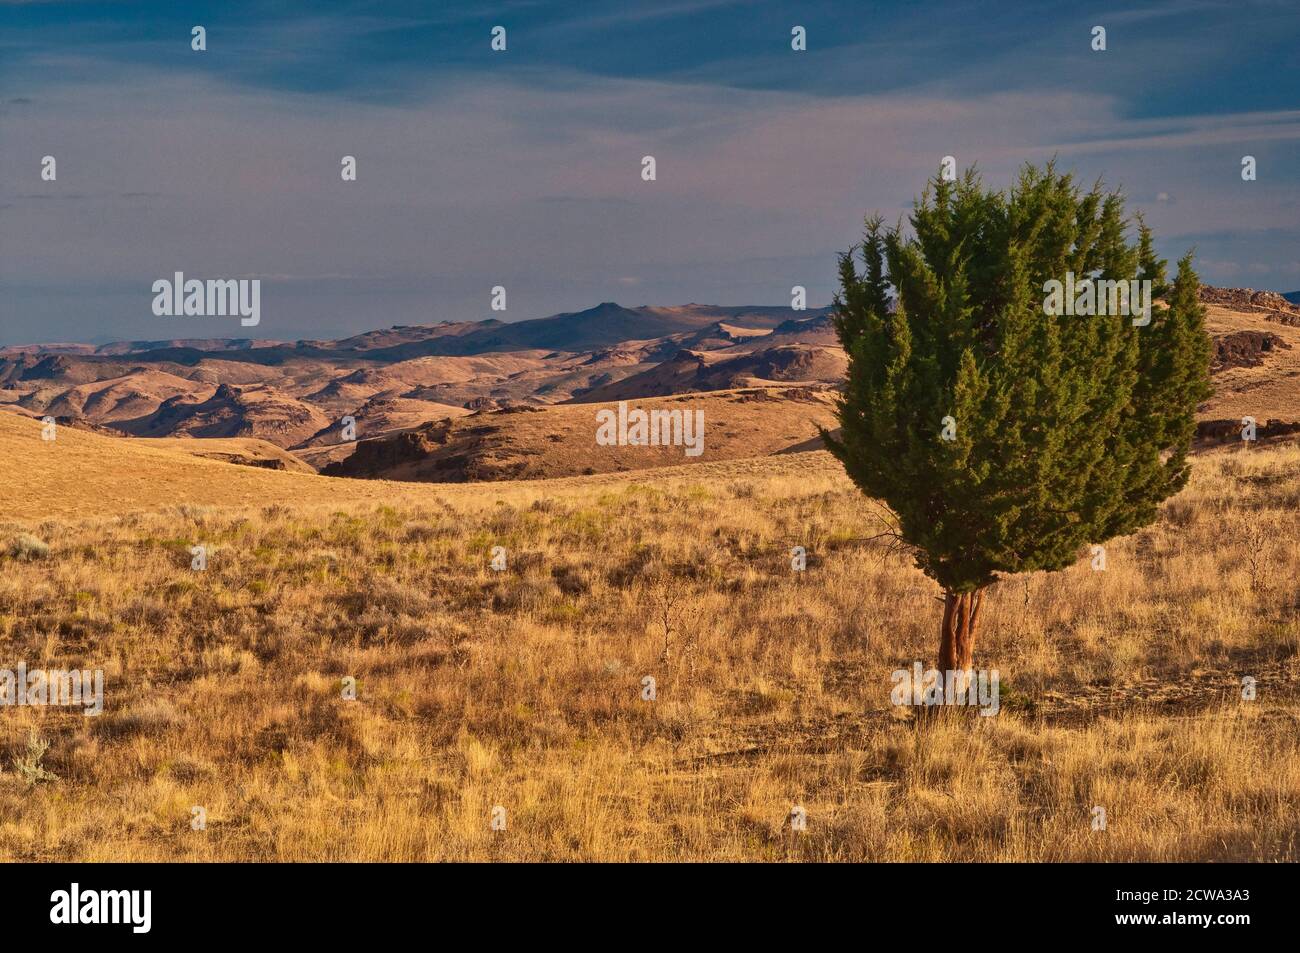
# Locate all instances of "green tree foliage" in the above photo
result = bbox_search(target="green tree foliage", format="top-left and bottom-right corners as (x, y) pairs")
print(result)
(826, 163), (1211, 608)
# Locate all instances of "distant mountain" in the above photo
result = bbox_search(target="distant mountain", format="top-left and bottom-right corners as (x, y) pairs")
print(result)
(668, 321), (773, 352)
(730, 312), (838, 351)
(118, 382), (331, 447)
(0, 337), (281, 356)
(93, 337), (282, 355)
(568, 343), (845, 404)
(0, 301), (827, 452)
(1285, 291), (1300, 305)
(4, 289), (1300, 478)
(0, 303), (827, 367)
(22, 369), (200, 424)
(354, 303), (830, 359)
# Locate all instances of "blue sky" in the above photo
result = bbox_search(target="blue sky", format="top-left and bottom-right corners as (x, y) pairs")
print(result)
(2, 0), (1298, 344)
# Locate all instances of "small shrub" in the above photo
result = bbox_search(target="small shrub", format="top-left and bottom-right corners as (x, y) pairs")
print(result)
(5, 533), (50, 561)
(12, 731), (58, 786)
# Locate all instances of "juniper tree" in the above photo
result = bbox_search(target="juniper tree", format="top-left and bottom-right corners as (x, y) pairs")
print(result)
(826, 163), (1211, 671)
(1135, 213), (1169, 298)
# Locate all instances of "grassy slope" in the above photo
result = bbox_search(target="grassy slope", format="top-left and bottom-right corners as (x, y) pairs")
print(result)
(1, 407), (1298, 860)
(1203, 304), (1300, 421)
(321, 387), (839, 483)
(0, 408), (832, 522)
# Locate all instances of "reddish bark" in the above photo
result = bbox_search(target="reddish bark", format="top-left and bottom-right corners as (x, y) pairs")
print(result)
(938, 588), (984, 672)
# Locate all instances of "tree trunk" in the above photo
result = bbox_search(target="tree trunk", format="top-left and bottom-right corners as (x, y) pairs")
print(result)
(938, 588), (985, 672)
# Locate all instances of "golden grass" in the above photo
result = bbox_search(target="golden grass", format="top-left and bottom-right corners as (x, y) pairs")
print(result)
(1203, 303), (1300, 422)
(0, 409), (830, 522)
(1, 410), (1298, 861)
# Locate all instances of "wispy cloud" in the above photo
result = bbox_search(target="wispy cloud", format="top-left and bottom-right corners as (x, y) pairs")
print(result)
(1, 0), (1297, 345)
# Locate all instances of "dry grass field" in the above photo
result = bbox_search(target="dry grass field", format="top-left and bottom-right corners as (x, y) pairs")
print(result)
(1, 410), (1298, 861)
(1203, 303), (1300, 422)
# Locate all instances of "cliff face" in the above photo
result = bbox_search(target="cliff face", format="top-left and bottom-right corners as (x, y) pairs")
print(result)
(1212, 330), (1292, 371)
(321, 418), (461, 479)
(1196, 418), (1300, 443)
